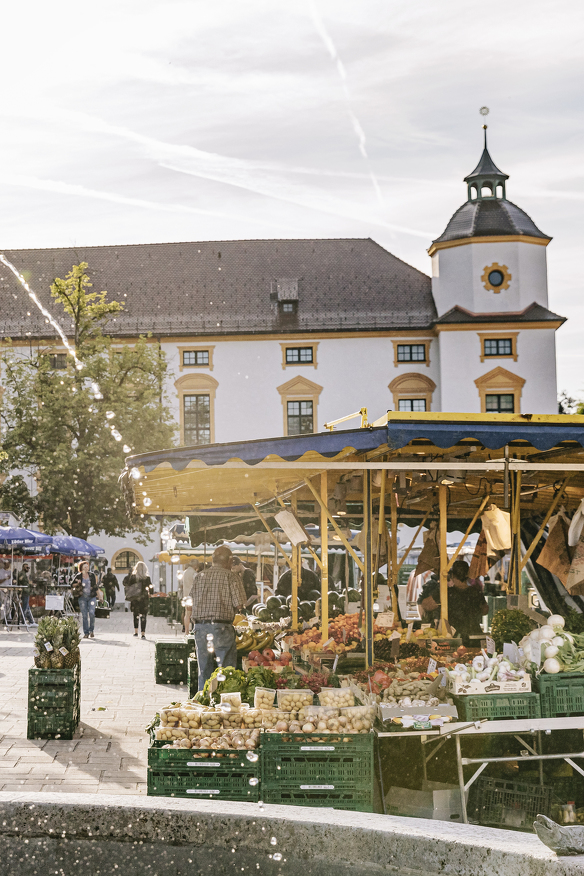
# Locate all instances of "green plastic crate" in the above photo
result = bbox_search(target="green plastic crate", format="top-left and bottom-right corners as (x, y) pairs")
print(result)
(187, 656), (198, 698)
(147, 746), (259, 800)
(155, 640), (190, 665)
(262, 787), (374, 811)
(149, 597), (171, 617)
(535, 673), (584, 718)
(27, 708), (80, 740)
(28, 665), (79, 687)
(261, 732), (375, 790)
(467, 777), (552, 830)
(155, 661), (188, 685)
(452, 693), (541, 722)
(29, 687), (76, 713)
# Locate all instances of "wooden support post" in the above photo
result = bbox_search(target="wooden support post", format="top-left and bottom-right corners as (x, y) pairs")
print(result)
(375, 469), (387, 580)
(320, 471), (329, 643)
(363, 469), (374, 668)
(291, 493), (300, 631)
(390, 474), (398, 615)
(439, 483), (449, 634)
(253, 506), (292, 568)
(303, 478), (364, 572)
(513, 470), (522, 595)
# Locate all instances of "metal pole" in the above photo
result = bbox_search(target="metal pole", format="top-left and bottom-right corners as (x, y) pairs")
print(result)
(363, 470), (374, 667)
(389, 475), (399, 617)
(291, 493), (300, 632)
(439, 483), (449, 634)
(320, 471), (329, 643)
(455, 735), (468, 824)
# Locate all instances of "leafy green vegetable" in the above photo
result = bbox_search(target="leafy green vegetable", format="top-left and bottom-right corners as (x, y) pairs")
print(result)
(564, 609), (584, 635)
(199, 666), (247, 705)
(490, 609), (536, 650)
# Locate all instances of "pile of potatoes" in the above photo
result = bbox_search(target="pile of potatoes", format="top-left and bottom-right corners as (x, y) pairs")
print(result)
(277, 689), (313, 711)
(380, 671), (439, 706)
(162, 728), (261, 751)
(318, 688), (354, 708)
(254, 687), (276, 709)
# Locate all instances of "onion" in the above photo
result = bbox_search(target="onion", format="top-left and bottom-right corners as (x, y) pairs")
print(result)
(548, 614), (565, 629)
(543, 657), (562, 674)
(302, 722), (315, 733)
(529, 629), (541, 641)
(544, 645), (559, 659)
(539, 626), (555, 641)
(552, 636), (564, 648)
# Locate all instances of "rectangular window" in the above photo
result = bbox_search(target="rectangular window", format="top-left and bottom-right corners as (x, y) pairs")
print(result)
(285, 347), (313, 364)
(485, 394), (515, 413)
(397, 398), (427, 412)
(397, 344), (426, 362)
(183, 394), (211, 445)
(183, 350), (209, 366)
(281, 302), (296, 314)
(287, 400), (313, 435)
(48, 353), (67, 369)
(484, 338), (513, 357)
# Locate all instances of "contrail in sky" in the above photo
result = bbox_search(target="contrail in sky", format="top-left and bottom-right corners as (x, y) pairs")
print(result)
(308, 0), (386, 210)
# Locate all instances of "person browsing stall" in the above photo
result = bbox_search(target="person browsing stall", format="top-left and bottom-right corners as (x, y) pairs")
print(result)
(181, 558), (200, 634)
(230, 556), (258, 609)
(72, 561), (99, 638)
(417, 559), (488, 646)
(190, 545), (246, 691)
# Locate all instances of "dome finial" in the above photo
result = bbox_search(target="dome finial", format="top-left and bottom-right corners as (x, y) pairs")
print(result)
(480, 106), (489, 148)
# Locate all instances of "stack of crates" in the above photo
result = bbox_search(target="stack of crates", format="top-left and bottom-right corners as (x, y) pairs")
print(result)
(27, 664), (80, 740)
(155, 638), (190, 686)
(187, 656), (199, 698)
(452, 693), (541, 722)
(147, 743), (260, 801)
(261, 732), (375, 811)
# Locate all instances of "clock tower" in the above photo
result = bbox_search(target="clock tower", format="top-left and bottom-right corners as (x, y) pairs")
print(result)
(429, 128), (564, 415)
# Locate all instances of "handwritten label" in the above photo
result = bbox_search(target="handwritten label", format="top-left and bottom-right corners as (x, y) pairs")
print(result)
(427, 658), (437, 674)
(485, 636), (496, 655)
(376, 611), (394, 628)
(438, 667), (448, 687)
(406, 623), (413, 642)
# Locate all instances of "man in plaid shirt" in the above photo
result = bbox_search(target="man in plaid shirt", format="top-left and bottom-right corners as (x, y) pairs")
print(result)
(190, 545), (246, 690)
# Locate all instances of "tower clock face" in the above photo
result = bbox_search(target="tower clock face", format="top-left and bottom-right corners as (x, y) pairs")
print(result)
(482, 263), (511, 293)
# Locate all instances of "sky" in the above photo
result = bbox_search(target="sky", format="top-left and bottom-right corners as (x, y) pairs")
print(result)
(1, 0), (583, 399)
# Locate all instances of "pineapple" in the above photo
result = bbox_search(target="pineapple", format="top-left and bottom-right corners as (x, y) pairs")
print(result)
(50, 627), (64, 668)
(62, 617), (81, 668)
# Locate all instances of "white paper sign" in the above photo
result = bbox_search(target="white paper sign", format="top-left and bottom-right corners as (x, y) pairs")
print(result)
(44, 642), (53, 652)
(376, 611), (395, 628)
(406, 623), (413, 642)
(503, 642), (519, 664)
(421, 623), (432, 631)
(332, 655), (339, 673)
(427, 658), (437, 674)
(485, 636), (496, 655)
(45, 594), (64, 611)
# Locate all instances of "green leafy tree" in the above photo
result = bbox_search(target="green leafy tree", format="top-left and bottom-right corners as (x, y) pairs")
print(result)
(0, 263), (175, 541)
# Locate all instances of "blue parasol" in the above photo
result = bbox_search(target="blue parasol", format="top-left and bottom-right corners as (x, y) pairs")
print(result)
(0, 526), (52, 548)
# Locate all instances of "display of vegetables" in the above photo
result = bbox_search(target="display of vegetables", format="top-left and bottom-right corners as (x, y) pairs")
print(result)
(447, 653), (527, 684)
(520, 614), (584, 673)
(489, 609), (536, 650)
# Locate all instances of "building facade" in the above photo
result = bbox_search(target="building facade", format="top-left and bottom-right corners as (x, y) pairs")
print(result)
(0, 137), (565, 573)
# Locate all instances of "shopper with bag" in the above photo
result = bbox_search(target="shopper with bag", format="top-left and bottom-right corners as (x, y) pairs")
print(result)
(125, 561), (153, 639)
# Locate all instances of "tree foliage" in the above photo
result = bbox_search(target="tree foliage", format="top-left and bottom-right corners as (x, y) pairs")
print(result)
(0, 263), (175, 540)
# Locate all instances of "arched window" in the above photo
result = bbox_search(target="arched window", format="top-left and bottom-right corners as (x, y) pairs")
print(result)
(481, 183), (493, 198)
(388, 373), (436, 412)
(277, 375), (323, 436)
(496, 184), (505, 199)
(474, 367), (525, 414)
(470, 185), (478, 201)
(174, 373), (219, 445)
(112, 549), (143, 572)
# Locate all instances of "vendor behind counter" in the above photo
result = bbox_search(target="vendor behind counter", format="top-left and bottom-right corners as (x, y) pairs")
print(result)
(417, 560), (488, 645)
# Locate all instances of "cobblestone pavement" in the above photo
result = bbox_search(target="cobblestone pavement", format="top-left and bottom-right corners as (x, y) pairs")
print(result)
(0, 608), (189, 795)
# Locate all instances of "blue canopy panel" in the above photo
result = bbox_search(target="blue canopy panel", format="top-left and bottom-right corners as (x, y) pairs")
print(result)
(386, 419), (584, 451)
(133, 427), (389, 473)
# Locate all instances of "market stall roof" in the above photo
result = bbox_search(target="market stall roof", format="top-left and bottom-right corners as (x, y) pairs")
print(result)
(124, 413), (584, 518)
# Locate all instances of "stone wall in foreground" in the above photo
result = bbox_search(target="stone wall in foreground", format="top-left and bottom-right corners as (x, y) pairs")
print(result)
(0, 792), (578, 876)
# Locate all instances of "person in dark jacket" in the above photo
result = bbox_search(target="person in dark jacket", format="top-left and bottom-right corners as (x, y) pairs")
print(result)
(17, 563), (36, 626)
(72, 561), (99, 638)
(101, 567), (120, 608)
(417, 560), (488, 646)
(231, 557), (258, 608)
(126, 561), (153, 639)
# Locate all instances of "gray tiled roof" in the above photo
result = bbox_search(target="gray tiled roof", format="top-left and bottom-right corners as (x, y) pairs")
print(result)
(0, 238), (435, 340)
(433, 199), (550, 244)
(435, 302), (566, 325)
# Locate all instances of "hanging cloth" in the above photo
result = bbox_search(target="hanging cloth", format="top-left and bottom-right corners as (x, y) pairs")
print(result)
(568, 499), (584, 547)
(566, 528), (584, 593)
(481, 504), (512, 554)
(414, 525), (439, 576)
(468, 529), (489, 580)
(536, 516), (574, 587)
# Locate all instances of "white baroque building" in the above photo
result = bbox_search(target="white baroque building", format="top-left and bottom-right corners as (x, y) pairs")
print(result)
(0, 136), (565, 574)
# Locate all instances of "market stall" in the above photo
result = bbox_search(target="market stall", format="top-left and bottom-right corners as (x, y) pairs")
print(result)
(125, 413), (584, 821)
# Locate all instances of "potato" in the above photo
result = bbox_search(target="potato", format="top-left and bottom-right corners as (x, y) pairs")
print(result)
(254, 687), (276, 710)
(318, 688), (354, 708)
(277, 689), (313, 711)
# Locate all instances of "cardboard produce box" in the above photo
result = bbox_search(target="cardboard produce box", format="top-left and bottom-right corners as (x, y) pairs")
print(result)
(447, 676), (531, 695)
(386, 782), (463, 822)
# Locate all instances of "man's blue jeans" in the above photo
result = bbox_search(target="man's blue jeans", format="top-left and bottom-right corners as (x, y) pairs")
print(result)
(78, 595), (96, 636)
(20, 592), (35, 624)
(194, 622), (237, 693)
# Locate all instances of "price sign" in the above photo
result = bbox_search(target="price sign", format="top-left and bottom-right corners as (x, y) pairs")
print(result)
(332, 655), (339, 673)
(59, 647), (69, 656)
(44, 642), (53, 652)
(376, 611), (394, 628)
(485, 636), (496, 655)
(421, 623), (432, 631)
(322, 637), (334, 649)
(427, 657), (437, 674)
(405, 623), (414, 642)
(438, 666), (448, 687)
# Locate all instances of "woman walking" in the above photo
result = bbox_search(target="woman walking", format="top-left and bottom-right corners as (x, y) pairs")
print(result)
(125, 561), (152, 639)
(72, 561), (99, 639)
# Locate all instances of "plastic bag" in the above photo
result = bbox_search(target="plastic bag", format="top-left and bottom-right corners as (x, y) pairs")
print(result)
(481, 505), (511, 553)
